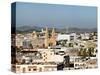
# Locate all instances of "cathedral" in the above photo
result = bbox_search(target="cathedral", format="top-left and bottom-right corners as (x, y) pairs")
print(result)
(31, 27), (57, 48)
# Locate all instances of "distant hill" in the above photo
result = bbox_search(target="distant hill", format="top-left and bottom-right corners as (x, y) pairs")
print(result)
(16, 25), (97, 33)
(16, 26), (41, 33)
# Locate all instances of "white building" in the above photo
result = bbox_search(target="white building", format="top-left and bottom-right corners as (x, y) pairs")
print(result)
(16, 34), (24, 47)
(81, 33), (90, 40)
(38, 49), (64, 63)
(56, 34), (70, 41)
(56, 33), (77, 42)
(70, 33), (77, 41)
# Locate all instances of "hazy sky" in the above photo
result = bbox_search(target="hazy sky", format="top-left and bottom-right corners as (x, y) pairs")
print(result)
(15, 2), (97, 28)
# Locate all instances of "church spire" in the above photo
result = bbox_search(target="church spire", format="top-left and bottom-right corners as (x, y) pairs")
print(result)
(32, 31), (37, 38)
(51, 27), (55, 37)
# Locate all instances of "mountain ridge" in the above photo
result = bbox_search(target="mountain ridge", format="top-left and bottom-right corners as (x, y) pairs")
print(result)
(16, 25), (97, 33)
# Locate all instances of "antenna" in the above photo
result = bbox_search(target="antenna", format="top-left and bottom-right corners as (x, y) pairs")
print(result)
(66, 26), (69, 34)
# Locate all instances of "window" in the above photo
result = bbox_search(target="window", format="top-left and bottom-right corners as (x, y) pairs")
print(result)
(33, 68), (37, 71)
(17, 66), (20, 68)
(29, 68), (31, 71)
(44, 55), (45, 57)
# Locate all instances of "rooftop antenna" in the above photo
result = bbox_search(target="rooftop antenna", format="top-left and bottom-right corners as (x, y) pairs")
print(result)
(66, 26), (69, 34)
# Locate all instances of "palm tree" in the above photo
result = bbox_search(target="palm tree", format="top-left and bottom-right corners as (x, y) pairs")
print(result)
(78, 48), (83, 56)
(88, 47), (94, 57)
(82, 49), (87, 58)
(78, 48), (88, 58)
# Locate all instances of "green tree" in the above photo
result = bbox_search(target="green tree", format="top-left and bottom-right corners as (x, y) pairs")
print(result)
(87, 47), (94, 57)
(82, 49), (87, 58)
